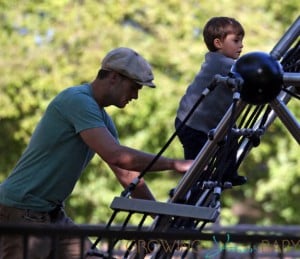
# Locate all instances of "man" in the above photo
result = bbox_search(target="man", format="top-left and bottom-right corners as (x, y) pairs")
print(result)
(0, 47), (193, 258)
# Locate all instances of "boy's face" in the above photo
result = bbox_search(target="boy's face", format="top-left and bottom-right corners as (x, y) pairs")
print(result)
(215, 33), (244, 59)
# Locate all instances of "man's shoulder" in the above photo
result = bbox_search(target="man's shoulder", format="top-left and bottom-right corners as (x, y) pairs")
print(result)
(61, 83), (90, 95)
(54, 84), (92, 102)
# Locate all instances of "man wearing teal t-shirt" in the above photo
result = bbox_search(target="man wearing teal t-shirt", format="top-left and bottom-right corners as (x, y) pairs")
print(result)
(0, 47), (193, 259)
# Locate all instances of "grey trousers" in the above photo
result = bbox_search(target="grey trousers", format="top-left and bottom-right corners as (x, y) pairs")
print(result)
(0, 204), (99, 259)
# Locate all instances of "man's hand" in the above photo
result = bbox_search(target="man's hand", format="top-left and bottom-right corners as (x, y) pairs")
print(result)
(173, 159), (194, 174)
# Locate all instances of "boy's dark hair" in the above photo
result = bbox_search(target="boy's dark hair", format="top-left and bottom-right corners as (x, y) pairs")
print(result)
(203, 17), (245, 52)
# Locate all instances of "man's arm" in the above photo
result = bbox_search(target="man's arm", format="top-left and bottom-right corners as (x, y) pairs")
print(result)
(80, 127), (193, 173)
(109, 165), (155, 200)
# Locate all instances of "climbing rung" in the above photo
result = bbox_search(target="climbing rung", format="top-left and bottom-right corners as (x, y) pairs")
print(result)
(110, 197), (218, 222)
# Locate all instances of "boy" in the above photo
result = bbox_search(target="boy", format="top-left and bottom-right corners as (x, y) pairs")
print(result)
(175, 17), (247, 186)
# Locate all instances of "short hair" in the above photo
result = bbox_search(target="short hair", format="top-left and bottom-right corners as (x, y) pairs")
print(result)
(96, 69), (111, 79)
(96, 69), (129, 83)
(203, 17), (245, 52)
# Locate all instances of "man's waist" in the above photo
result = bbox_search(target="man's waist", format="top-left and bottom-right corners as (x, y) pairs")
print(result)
(0, 203), (65, 223)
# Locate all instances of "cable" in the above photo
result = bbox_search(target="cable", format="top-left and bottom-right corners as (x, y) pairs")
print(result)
(121, 76), (220, 198)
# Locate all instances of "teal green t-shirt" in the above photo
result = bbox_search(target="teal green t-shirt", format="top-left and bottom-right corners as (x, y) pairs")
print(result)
(0, 84), (118, 211)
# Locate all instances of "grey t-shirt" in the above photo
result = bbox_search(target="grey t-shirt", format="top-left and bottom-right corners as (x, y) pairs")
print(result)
(176, 52), (235, 133)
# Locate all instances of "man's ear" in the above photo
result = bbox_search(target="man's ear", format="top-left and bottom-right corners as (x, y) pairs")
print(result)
(213, 38), (223, 49)
(109, 71), (121, 85)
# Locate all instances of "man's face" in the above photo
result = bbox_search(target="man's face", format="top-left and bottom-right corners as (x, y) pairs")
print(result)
(113, 74), (143, 108)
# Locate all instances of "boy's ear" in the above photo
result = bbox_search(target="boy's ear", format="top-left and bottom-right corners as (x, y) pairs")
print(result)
(213, 38), (222, 49)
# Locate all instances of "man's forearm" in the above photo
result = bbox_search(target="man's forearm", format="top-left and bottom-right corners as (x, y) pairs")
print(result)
(110, 165), (155, 200)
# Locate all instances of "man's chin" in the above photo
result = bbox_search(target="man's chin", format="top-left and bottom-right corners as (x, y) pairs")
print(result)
(116, 103), (127, 108)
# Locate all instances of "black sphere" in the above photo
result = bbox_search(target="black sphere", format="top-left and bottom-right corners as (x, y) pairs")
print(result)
(232, 52), (283, 105)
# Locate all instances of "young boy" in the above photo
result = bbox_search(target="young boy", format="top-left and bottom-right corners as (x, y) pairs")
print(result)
(175, 17), (247, 186)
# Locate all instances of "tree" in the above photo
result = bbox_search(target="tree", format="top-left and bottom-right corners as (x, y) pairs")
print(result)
(0, 0), (299, 225)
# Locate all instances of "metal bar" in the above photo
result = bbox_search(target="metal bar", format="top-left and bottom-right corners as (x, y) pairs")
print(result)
(170, 100), (247, 202)
(1, 223), (300, 240)
(283, 72), (300, 87)
(270, 97), (300, 144)
(110, 197), (218, 222)
(237, 88), (294, 160)
(270, 16), (300, 60)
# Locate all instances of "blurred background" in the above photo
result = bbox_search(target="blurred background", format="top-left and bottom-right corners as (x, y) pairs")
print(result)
(0, 0), (299, 226)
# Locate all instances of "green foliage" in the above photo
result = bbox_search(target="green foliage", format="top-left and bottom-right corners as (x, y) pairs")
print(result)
(0, 0), (299, 225)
